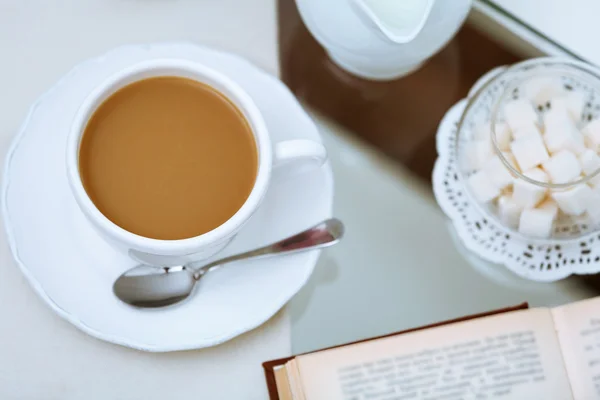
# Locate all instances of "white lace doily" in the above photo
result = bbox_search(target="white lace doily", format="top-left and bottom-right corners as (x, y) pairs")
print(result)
(433, 66), (600, 282)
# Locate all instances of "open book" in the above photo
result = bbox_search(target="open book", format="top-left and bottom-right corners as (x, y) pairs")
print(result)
(264, 297), (600, 400)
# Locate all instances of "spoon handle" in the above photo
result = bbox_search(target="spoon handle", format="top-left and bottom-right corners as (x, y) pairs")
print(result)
(191, 218), (344, 278)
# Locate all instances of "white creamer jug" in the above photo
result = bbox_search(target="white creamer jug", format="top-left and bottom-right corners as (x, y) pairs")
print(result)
(296, 0), (472, 80)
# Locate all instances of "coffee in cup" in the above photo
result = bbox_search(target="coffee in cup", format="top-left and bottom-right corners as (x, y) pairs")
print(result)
(79, 76), (258, 240)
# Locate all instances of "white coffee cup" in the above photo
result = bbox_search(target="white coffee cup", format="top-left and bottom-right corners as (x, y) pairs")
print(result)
(66, 59), (327, 266)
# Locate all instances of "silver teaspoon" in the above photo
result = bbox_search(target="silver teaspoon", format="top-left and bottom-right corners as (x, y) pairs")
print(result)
(113, 218), (344, 308)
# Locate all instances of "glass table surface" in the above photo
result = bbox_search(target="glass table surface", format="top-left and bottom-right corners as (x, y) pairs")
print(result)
(279, 0), (600, 354)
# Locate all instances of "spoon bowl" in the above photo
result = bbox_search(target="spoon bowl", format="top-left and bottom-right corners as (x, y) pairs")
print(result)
(114, 265), (196, 307)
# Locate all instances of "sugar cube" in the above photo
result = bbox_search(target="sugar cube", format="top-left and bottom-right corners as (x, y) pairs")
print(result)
(510, 131), (550, 171)
(585, 191), (600, 224)
(583, 119), (600, 153)
(566, 91), (586, 122)
(512, 121), (540, 140)
(474, 121), (511, 151)
(483, 155), (514, 190)
(513, 168), (548, 208)
(538, 198), (559, 220)
(504, 99), (539, 132)
(463, 140), (492, 171)
(525, 77), (564, 107)
(468, 170), (500, 203)
(550, 97), (573, 122)
(551, 184), (593, 216)
(579, 149), (600, 174)
(494, 122), (511, 151)
(542, 150), (582, 184)
(498, 195), (523, 228)
(519, 208), (555, 238)
(552, 91), (586, 122)
(543, 110), (585, 155)
(544, 106), (572, 126)
(579, 149), (600, 187)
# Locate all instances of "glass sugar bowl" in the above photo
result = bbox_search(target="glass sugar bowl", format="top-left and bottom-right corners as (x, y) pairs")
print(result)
(457, 58), (600, 241)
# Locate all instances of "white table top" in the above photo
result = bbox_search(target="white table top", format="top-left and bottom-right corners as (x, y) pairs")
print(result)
(3, 1), (600, 398)
(0, 1), (290, 399)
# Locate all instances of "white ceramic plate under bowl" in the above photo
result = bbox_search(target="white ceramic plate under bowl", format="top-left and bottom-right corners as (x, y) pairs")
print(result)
(2, 43), (333, 352)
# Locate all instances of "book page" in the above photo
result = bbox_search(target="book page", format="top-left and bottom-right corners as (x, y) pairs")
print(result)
(296, 309), (573, 400)
(553, 297), (600, 400)
(274, 365), (294, 400)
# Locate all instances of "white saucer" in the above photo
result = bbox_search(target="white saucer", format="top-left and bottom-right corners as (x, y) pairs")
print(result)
(2, 43), (333, 352)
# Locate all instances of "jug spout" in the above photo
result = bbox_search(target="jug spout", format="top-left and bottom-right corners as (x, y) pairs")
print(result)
(353, 0), (434, 44)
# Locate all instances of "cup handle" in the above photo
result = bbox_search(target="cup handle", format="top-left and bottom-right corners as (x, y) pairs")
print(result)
(273, 139), (327, 176)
